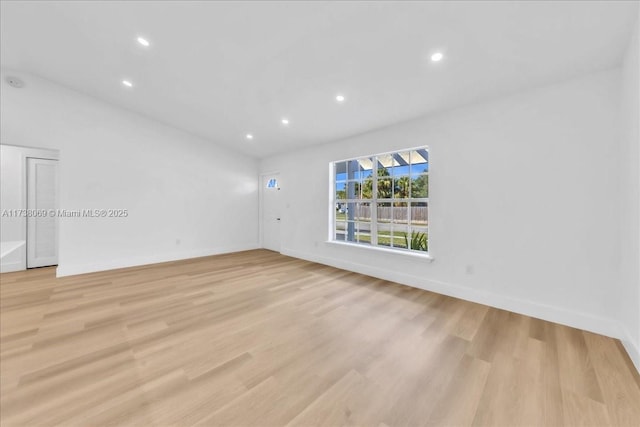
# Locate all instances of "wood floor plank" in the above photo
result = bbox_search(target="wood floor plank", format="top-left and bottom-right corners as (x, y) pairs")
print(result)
(583, 331), (640, 427)
(1, 249), (639, 426)
(556, 324), (605, 403)
(426, 354), (491, 427)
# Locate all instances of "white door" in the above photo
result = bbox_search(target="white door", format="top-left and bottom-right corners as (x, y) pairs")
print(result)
(261, 173), (281, 252)
(27, 158), (58, 268)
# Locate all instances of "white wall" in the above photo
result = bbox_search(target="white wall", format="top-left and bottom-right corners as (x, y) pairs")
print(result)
(260, 69), (624, 341)
(0, 69), (259, 276)
(0, 146), (24, 272)
(618, 12), (640, 372)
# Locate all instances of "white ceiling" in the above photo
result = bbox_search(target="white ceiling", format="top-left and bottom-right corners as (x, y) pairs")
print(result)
(1, 1), (637, 158)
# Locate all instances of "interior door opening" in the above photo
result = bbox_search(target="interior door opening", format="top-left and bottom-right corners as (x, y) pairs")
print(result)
(27, 157), (59, 268)
(261, 173), (281, 252)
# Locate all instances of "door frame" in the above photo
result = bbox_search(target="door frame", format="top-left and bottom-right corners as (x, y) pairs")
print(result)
(26, 157), (60, 268)
(259, 171), (280, 251)
(0, 144), (59, 273)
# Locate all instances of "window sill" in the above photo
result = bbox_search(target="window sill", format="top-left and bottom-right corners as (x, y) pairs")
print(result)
(325, 240), (434, 262)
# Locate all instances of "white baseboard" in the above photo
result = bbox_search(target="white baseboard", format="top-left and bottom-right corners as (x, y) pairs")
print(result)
(281, 247), (628, 348)
(620, 327), (640, 375)
(0, 260), (24, 273)
(56, 243), (260, 277)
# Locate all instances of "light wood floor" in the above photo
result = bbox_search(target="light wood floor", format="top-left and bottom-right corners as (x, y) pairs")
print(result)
(1, 250), (639, 426)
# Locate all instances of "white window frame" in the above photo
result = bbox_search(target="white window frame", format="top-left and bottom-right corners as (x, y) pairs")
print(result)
(329, 146), (430, 256)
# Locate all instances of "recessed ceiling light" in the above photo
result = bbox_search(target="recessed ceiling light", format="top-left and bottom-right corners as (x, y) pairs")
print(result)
(281, 118), (290, 125)
(335, 94), (346, 103)
(246, 134), (254, 140)
(431, 52), (444, 62)
(122, 80), (133, 88)
(137, 37), (150, 47)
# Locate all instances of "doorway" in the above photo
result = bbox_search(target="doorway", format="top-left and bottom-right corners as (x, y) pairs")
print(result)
(0, 145), (60, 273)
(27, 157), (59, 268)
(261, 172), (281, 252)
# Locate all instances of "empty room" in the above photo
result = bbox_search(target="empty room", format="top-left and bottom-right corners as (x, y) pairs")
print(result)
(1, 1), (639, 426)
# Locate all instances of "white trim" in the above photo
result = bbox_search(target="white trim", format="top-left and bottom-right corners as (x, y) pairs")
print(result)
(326, 240), (433, 261)
(620, 326), (640, 375)
(281, 247), (623, 341)
(328, 162), (337, 242)
(0, 261), (24, 273)
(55, 243), (259, 277)
(331, 145), (430, 164)
(1, 144), (59, 160)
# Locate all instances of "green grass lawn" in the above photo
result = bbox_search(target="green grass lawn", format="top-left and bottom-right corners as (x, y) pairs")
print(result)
(355, 232), (406, 248)
(338, 230), (425, 249)
(335, 211), (428, 251)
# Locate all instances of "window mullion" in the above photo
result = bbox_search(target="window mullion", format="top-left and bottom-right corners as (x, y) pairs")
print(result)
(408, 156), (412, 248)
(372, 158), (378, 246)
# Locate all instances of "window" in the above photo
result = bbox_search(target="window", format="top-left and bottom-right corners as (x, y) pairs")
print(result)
(266, 178), (278, 188)
(332, 147), (429, 253)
